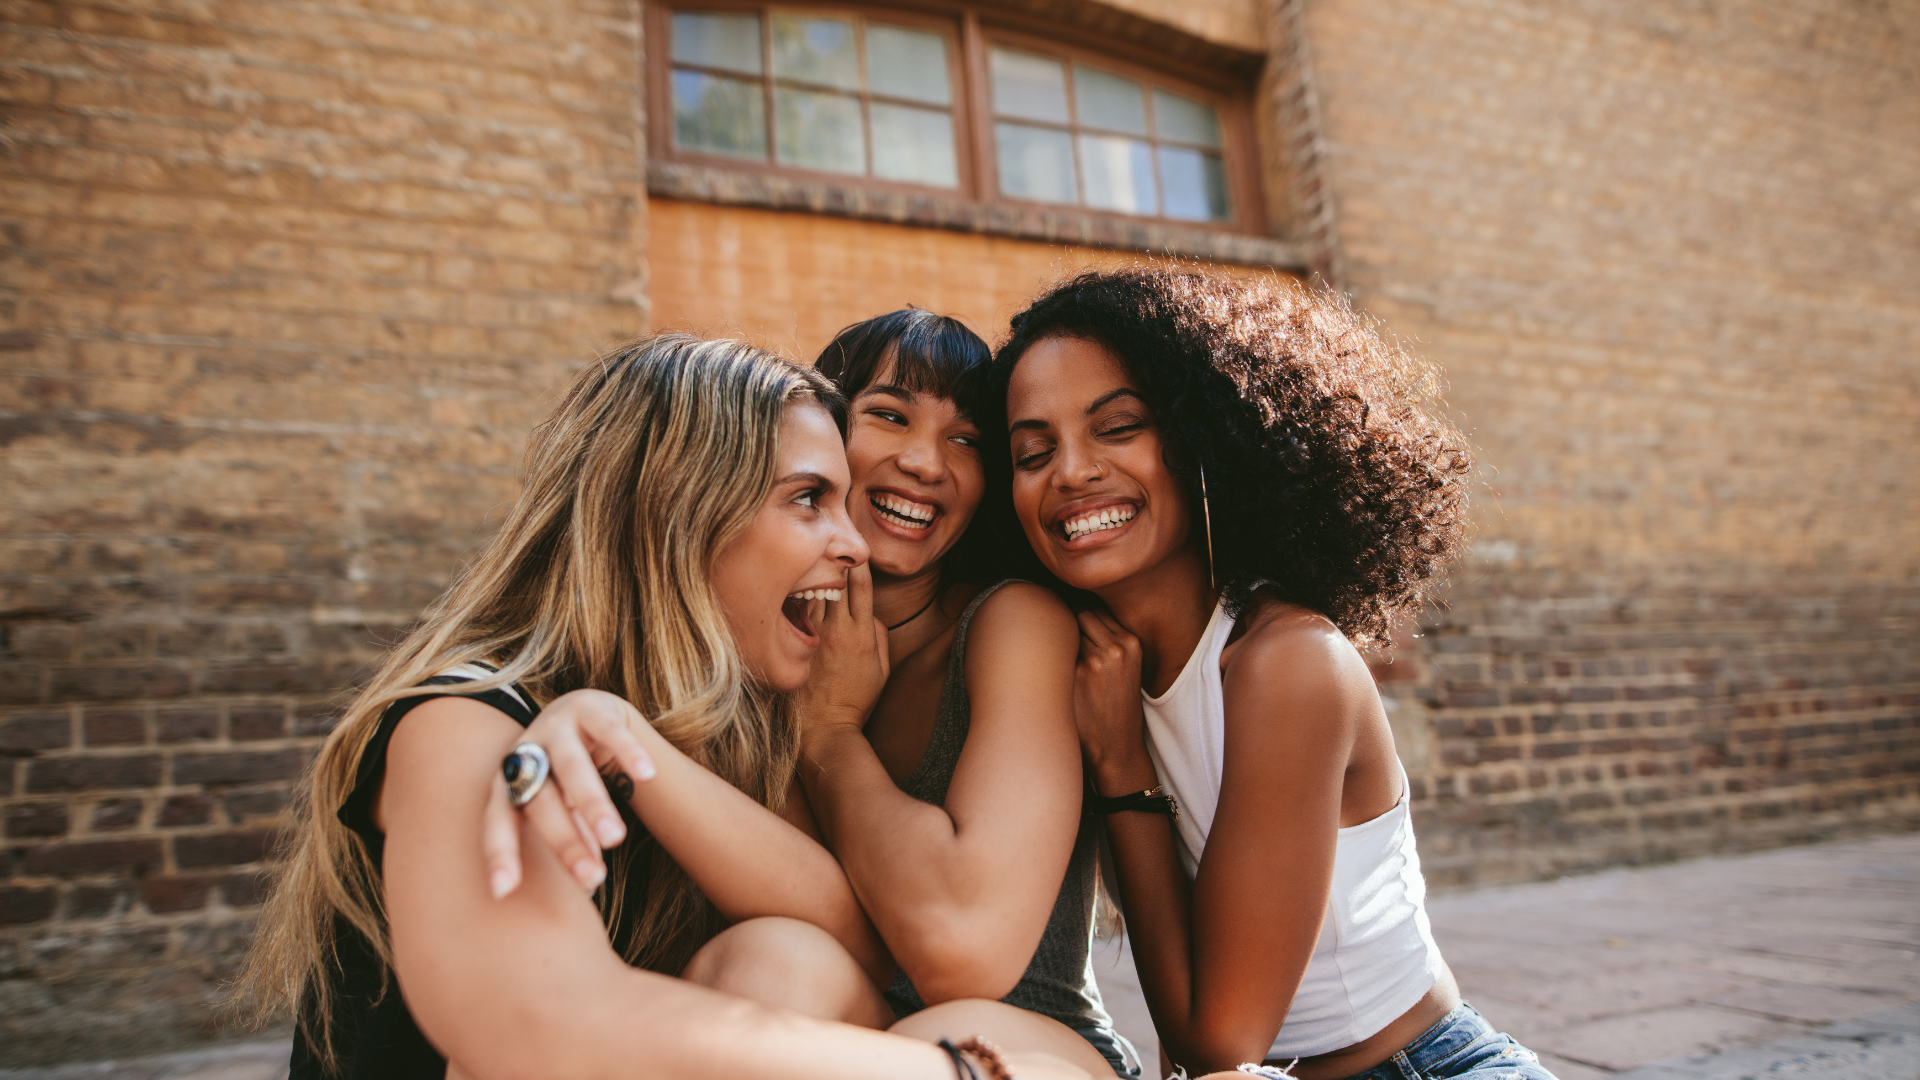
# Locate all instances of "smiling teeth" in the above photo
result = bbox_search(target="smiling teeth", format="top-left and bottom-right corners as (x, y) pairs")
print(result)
(791, 589), (844, 602)
(872, 492), (935, 529)
(1063, 506), (1136, 541)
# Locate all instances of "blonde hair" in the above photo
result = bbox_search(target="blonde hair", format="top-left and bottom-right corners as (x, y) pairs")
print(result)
(236, 334), (840, 1068)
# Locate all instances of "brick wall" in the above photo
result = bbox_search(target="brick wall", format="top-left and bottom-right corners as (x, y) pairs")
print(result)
(0, 0), (646, 1062)
(1309, 0), (1920, 883)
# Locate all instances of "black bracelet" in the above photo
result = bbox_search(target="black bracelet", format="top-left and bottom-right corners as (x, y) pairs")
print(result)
(1089, 784), (1179, 820)
(937, 1038), (981, 1080)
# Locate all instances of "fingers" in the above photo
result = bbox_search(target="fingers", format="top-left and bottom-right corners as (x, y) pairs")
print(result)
(848, 561), (874, 625)
(482, 772), (522, 899)
(1088, 608), (1135, 644)
(1076, 610), (1116, 653)
(579, 699), (657, 788)
(544, 719), (626, 850)
(524, 783), (605, 892)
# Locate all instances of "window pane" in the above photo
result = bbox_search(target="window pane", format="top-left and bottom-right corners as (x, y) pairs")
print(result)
(1079, 134), (1155, 215)
(1158, 146), (1230, 220)
(771, 15), (859, 90)
(872, 103), (957, 187)
(1152, 88), (1221, 148)
(1074, 65), (1147, 136)
(775, 87), (865, 174)
(672, 69), (767, 159)
(995, 122), (1076, 203)
(868, 25), (950, 105)
(990, 48), (1069, 124)
(671, 12), (762, 75)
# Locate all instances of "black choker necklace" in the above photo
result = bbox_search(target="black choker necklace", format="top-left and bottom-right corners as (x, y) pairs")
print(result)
(886, 594), (939, 632)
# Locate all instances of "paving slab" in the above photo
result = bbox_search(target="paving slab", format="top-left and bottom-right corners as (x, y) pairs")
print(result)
(1092, 832), (1920, 1078)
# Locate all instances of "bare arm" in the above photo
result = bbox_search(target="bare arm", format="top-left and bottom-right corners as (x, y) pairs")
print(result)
(380, 697), (967, 1080)
(1076, 612), (1369, 1071)
(483, 688), (892, 985)
(799, 581), (1084, 1003)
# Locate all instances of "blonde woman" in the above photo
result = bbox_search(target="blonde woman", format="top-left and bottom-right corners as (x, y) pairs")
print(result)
(239, 336), (1090, 1080)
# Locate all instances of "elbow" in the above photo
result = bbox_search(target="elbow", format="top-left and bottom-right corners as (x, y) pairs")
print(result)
(1165, 1020), (1281, 1075)
(890, 909), (1028, 1005)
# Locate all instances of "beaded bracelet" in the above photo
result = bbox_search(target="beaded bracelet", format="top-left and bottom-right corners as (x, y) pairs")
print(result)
(936, 1036), (1015, 1080)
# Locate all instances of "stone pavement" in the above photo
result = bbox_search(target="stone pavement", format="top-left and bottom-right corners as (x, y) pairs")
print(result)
(5, 834), (1915, 1080)
(1093, 831), (1920, 1078)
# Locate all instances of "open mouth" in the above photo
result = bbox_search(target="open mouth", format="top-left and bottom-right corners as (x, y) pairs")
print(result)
(1060, 505), (1137, 542)
(781, 588), (843, 636)
(870, 492), (937, 531)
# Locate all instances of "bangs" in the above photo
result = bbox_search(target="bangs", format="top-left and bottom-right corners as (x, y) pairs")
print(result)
(815, 309), (993, 420)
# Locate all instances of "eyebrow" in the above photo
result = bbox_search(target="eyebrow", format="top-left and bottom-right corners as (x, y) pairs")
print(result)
(1008, 386), (1150, 434)
(775, 470), (836, 490)
(856, 383), (916, 403)
(1087, 387), (1149, 413)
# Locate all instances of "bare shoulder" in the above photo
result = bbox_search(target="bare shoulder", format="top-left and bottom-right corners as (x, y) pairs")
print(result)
(967, 581), (1077, 644)
(1222, 595), (1374, 709)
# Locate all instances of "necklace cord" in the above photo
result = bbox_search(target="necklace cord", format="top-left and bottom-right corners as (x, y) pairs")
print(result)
(885, 593), (939, 632)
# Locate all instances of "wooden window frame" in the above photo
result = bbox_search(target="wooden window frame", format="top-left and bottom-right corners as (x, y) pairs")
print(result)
(976, 25), (1261, 232)
(645, 0), (1270, 240)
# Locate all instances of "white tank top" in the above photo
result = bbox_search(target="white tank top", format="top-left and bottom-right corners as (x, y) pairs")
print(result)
(1138, 601), (1444, 1060)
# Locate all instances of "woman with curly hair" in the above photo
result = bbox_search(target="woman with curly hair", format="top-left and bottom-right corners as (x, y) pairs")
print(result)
(995, 269), (1557, 1080)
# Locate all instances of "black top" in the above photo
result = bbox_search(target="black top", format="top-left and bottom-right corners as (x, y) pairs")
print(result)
(289, 673), (536, 1080)
(882, 583), (1115, 1036)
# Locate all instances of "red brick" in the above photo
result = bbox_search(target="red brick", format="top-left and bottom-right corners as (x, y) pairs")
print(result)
(156, 705), (218, 743)
(83, 708), (147, 746)
(90, 798), (144, 831)
(27, 754), (162, 792)
(140, 875), (212, 913)
(0, 886), (59, 926)
(20, 837), (164, 877)
(0, 712), (70, 752)
(157, 793), (215, 827)
(4, 802), (69, 838)
(173, 827), (281, 869)
(67, 881), (136, 918)
(171, 750), (304, 786)
(228, 705), (287, 741)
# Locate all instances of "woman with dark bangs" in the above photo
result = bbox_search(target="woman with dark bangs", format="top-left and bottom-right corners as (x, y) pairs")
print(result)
(499, 311), (1137, 1077)
(995, 270), (1558, 1080)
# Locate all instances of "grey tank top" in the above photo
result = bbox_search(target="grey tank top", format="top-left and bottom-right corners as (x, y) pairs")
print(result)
(884, 581), (1115, 1034)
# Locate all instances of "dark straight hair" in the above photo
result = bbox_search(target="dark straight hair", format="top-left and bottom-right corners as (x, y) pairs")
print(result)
(814, 309), (1032, 588)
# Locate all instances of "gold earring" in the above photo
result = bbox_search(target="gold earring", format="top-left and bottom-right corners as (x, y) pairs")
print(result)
(1199, 465), (1216, 593)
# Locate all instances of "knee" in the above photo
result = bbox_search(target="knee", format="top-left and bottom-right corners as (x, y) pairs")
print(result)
(682, 917), (890, 1026)
(682, 916), (837, 989)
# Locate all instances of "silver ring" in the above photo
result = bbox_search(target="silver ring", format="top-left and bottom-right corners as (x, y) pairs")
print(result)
(502, 742), (550, 806)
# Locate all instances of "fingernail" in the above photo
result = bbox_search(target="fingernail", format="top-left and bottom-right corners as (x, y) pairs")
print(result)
(595, 817), (624, 846)
(575, 860), (605, 888)
(633, 756), (657, 781)
(490, 869), (515, 899)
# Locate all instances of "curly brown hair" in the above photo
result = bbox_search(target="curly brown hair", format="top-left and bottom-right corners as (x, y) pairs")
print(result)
(994, 269), (1472, 647)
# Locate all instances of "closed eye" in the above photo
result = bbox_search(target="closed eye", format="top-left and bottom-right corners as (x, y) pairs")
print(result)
(1013, 442), (1054, 469)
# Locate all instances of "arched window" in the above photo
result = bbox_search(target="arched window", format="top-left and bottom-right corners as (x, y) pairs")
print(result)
(647, 3), (1266, 239)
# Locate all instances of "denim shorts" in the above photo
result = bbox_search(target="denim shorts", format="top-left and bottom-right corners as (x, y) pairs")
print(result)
(1243, 1003), (1558, 1080)
(1071, 1021), (1144, 1078)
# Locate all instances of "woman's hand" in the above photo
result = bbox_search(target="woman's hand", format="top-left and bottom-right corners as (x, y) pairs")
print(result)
(482, 688), (658, 899)
(792, 563), (890, 738)
(1073, 610), (1156, 792)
